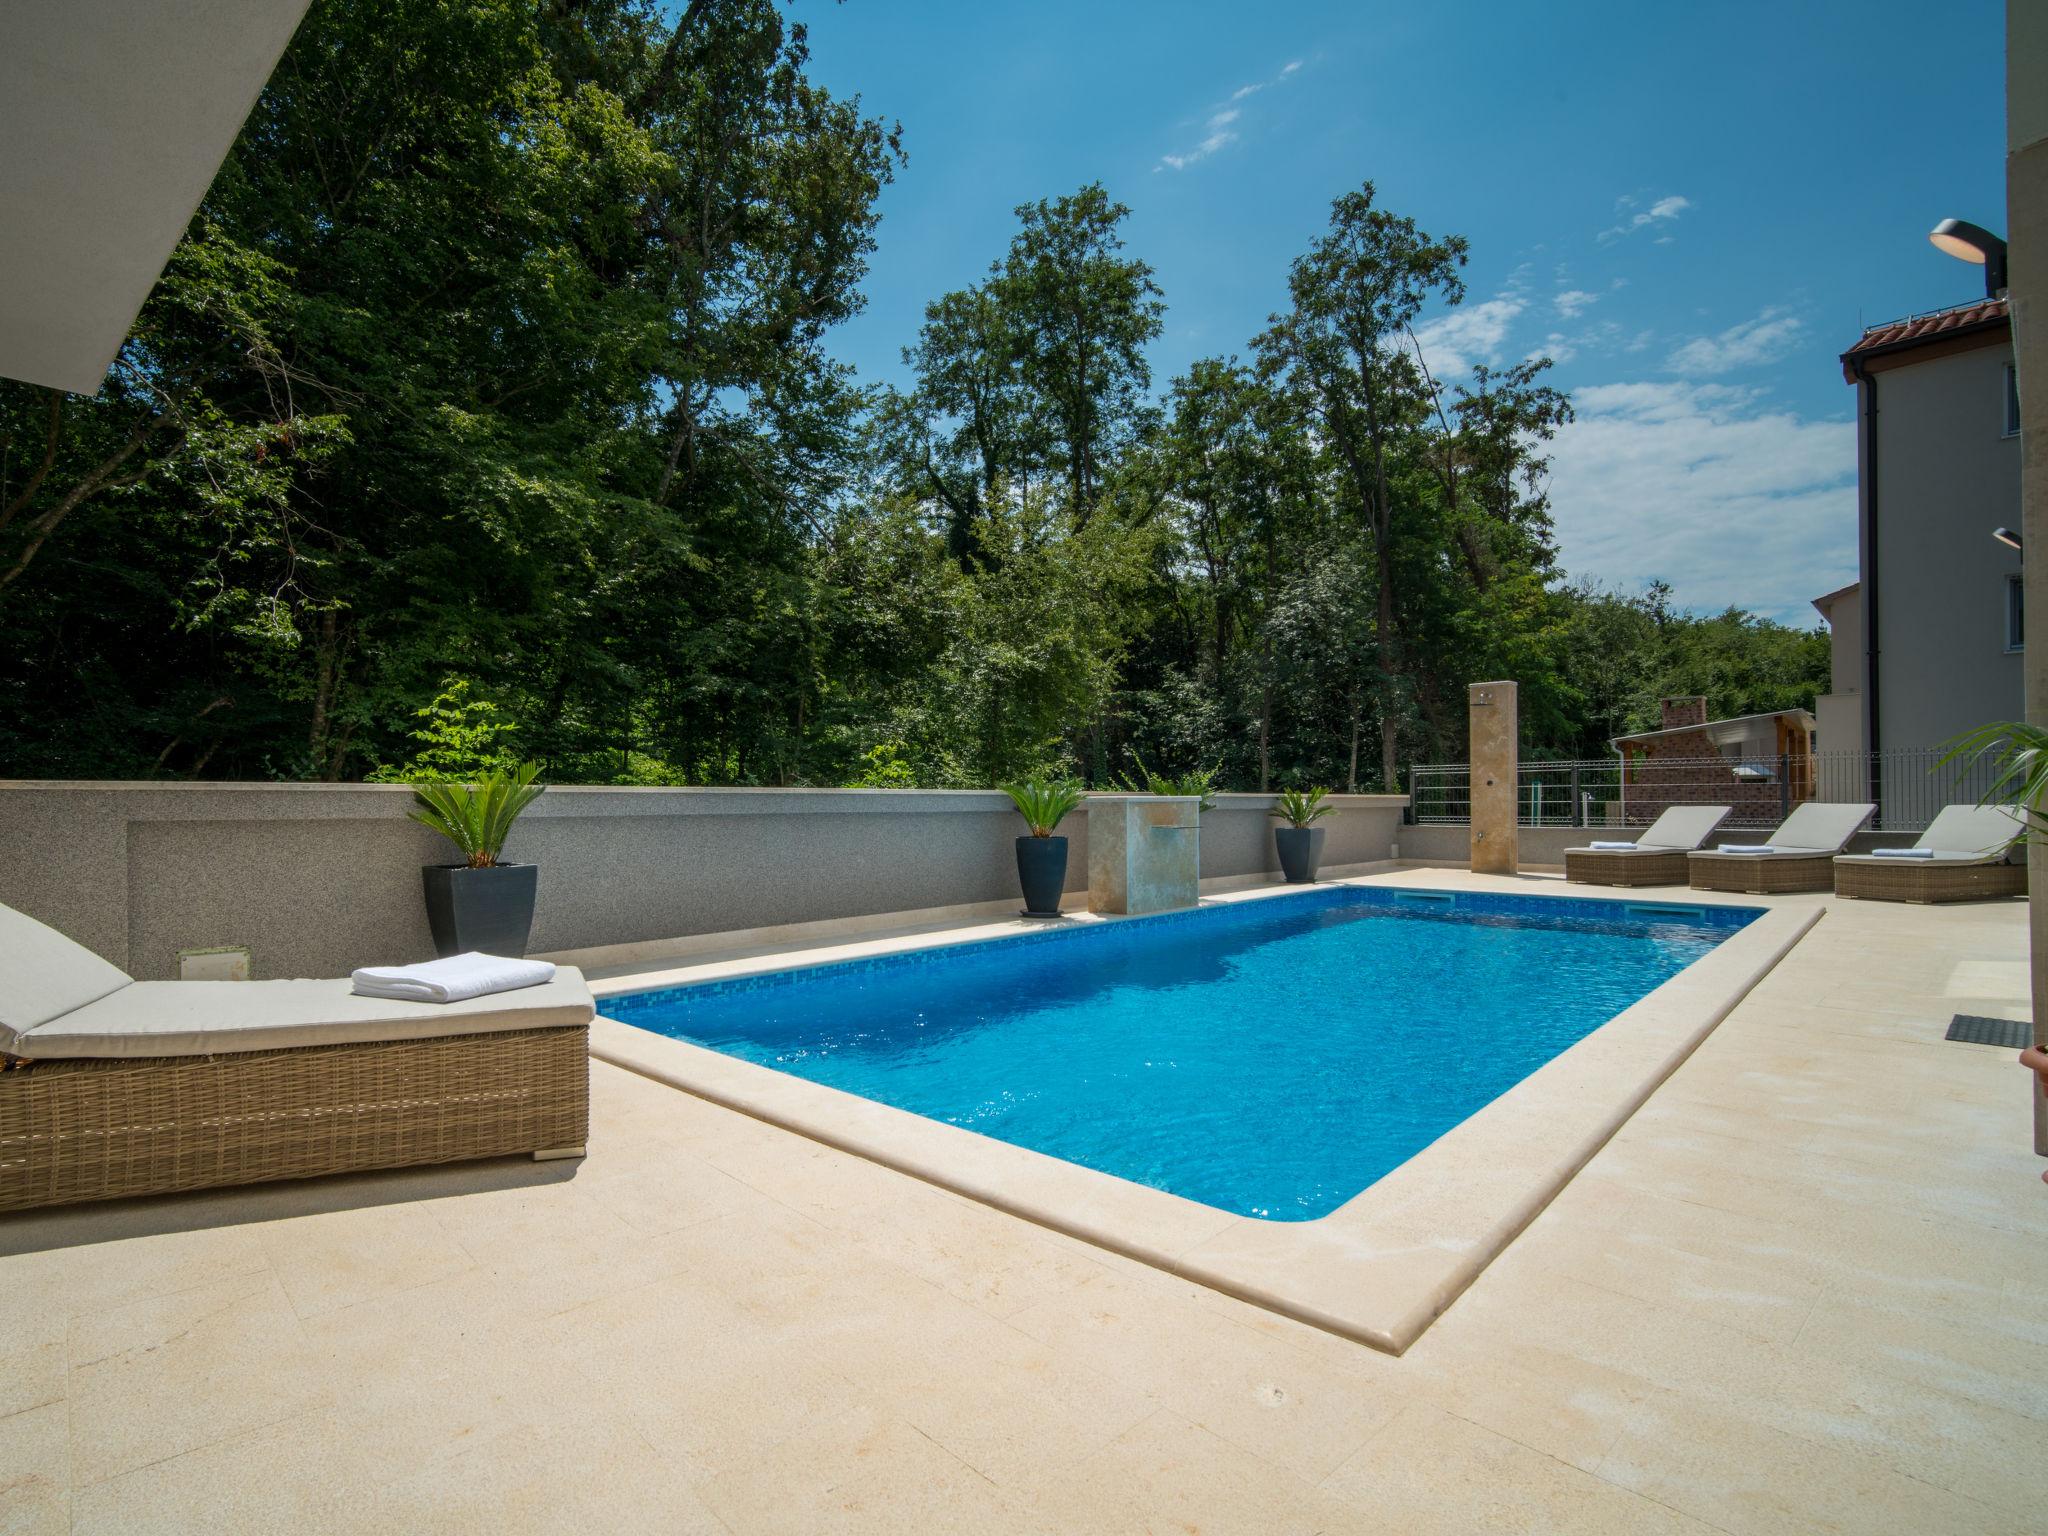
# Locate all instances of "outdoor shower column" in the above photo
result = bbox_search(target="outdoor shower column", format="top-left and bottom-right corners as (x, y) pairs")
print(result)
(1469, 681), (1518, 875)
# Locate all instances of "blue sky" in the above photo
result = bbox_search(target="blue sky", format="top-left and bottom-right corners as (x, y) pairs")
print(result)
(797, 0), (2008, 624)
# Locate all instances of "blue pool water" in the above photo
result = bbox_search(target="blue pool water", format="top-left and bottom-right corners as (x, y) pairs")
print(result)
(609, 888), (1757, 1221)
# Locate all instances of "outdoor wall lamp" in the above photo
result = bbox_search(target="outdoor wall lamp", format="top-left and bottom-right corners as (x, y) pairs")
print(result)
(1994, 527), (2023, 553)
(1929, 218), (2009, 298)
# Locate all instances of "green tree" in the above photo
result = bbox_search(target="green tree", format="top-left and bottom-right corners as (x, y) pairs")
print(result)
(1257, 182), (1468, 791)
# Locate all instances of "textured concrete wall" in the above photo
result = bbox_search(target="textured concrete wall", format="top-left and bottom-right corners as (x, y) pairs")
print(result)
(0, 783), (1406, 980)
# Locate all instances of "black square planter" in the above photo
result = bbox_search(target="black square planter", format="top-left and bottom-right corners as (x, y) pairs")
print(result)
(421, 863), (539, 957)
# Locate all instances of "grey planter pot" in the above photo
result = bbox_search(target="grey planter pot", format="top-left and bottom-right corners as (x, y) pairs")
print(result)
(421, 863), (538, 958)
(1274, 826), (1326, 884)
(1015, 835), (1069, 917)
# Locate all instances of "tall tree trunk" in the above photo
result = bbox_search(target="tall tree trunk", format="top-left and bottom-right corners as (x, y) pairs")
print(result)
(308, 610), (345, 772)
(1347, 684), (1361, 793)
(1258, 673), (1272, 793)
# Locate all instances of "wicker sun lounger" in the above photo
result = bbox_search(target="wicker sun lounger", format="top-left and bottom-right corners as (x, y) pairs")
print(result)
(1833, 804), (2027, 904)
(1686, 802), (1876, 894)
(1, 901), (593, 1212)
(1563, 805), (1733, 887)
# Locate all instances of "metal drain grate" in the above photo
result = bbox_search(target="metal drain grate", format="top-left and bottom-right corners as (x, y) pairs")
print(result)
(1945, 1014), (2032, 1049)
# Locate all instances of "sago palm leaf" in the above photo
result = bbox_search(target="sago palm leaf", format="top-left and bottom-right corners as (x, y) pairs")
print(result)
(409, 762), (546, 866)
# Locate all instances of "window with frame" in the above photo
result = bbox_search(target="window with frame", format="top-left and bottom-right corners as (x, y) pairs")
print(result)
(2007, 571), (2024, 652)
(2007, 363), (2022, 437)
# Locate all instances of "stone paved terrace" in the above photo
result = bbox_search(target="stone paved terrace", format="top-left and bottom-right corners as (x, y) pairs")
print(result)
(2, 870), (2043, 1534)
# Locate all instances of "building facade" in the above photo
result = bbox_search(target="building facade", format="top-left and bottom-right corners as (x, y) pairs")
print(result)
(1824, 297), (2023, 757)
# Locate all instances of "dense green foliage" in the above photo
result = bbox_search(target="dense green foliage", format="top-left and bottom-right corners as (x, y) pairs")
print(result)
(0, 0), (1828, 790)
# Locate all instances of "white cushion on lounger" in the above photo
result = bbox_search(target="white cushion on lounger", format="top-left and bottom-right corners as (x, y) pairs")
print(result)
(13, 969), (595, 1060)
(0, 900), (134, 1053)
(1566, 805), (1733, 858)
(1832, 804), (2022, 869)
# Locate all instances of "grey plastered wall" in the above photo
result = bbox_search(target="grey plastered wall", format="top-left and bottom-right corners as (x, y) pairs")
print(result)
(0, 783), (1406, 980)
(1869, 342), (2024, 751)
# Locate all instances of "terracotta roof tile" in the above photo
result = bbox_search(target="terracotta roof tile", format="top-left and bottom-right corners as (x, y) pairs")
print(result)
(1841, 296), (2009, 379)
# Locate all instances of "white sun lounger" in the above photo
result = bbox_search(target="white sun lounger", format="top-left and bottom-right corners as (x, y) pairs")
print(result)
(1, 900), (593, 1212)
(1687, 802), (1876, 893)
(1833, 804), (2027, 903)
(1563, 805), (1733, 887)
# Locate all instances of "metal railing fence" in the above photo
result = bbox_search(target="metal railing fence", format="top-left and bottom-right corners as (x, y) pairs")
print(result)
(1406, 748), (2004, 834)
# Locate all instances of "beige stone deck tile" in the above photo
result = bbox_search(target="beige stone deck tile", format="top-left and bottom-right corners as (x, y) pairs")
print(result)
(1394, 1317), (1667, 1475)
(577, 1153), (767, 1238)
(255, 1196), (479, 1319)
(68, 1411), (404, 1536)
(0, 1401), (69, 1536)
(1586, 1121), (2048, 1240)
(1789, 1294), (2048, 1422)
(1518, 1228), (1825, 1345)
(1459, 1266), (2048, 1520)
(1319, 1401), (1721, 1535)
(1024, 1408), (1377, 1536)
(1596, 1389), (2031, 1536)
(541, 1271), (875, 1484)
(65, 1271), (328, 1487)
(819, 1178), (1133, 1321)
(0, 1315), (65, 1424)
(0, 1220), (273, 1329)
(695, 1405), (1050, 1536)
(1004, 1263), (1412, 1485)
(358, 1416), (729, 1536)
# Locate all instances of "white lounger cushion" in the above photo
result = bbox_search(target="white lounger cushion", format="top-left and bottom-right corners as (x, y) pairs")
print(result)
(13, 969), (595, 1060)
(1567, 804), (1731, 856)
(1834, 804), (2024, 868)
(0, 900), (135, 1052)
(1690, 802), (1875, 860)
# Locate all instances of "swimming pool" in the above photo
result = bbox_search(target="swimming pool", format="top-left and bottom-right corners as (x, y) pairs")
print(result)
(607, 887), (1760, 1222)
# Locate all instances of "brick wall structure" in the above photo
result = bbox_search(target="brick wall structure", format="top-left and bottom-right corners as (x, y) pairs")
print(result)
(1617, 700), (1816, 830)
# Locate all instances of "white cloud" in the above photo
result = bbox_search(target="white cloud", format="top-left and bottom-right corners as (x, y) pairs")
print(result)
(1547, 380), (1855, 621)
(1665, 307), (1805, 375)
(1160, 107), (1239, 170)
(1160, 61), (1302, 170)
(1554, 288), (1600, 319)
(1231, 59), (1301, 100)
(1599, 193), (1691, 244)
(1410, 294), (1527, 379)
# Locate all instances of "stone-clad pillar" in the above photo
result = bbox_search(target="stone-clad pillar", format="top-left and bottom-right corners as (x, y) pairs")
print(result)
(1088, 795), (1201, 915)
(1468, 681), (1518, 875)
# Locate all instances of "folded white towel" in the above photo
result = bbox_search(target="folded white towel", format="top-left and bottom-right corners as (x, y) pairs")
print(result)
(1716, 843), (1777, 855)
(351, 952), (556, 1004)
(1589, 840), (1638, 851)
(1871, 847), (1935, 859)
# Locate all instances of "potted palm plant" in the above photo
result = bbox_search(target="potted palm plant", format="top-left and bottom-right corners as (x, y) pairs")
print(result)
(411, 762), (548, 956)
(999, 778), (1085, 917)
(1269, 787), (1335, 883)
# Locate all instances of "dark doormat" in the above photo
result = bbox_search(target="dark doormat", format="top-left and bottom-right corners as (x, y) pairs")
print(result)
(1946, 1014), (2032, 1049)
